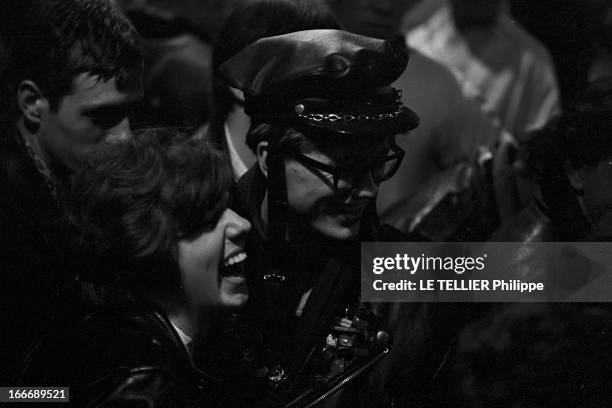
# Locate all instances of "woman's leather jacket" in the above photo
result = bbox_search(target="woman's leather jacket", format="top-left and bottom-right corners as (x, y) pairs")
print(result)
(19, 303), (241, 408)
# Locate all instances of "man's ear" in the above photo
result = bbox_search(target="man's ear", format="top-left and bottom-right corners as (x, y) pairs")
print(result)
(17, 80), (48, 124)
(566, 162), (586, 193)
(256, 140), (269, 178)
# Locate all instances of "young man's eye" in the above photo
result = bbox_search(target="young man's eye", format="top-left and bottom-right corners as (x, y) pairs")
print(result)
(85, 106), (132, 129)
(90, 112), (125, 129)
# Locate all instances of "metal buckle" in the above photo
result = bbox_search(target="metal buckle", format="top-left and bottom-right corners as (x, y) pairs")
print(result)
(262, 272), (287, 282)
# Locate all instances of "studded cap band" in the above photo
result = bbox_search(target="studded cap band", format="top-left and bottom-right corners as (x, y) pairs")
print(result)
(295, 103), (409, 123)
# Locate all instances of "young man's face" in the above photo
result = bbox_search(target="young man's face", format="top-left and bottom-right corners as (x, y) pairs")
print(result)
(283, 136), (399, 240)
(38, 73), (142, 173)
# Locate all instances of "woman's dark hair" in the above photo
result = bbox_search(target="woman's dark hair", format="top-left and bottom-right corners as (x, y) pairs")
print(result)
(206, 0), (341, 147)
(71, 129), (232, 297)
(526, 78), (612, 239)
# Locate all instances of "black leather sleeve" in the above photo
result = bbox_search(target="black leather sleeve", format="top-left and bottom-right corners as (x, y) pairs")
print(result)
(83, 367), (211, 408)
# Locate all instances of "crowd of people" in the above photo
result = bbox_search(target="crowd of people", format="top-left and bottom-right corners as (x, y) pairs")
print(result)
(1, 0), (612, 407)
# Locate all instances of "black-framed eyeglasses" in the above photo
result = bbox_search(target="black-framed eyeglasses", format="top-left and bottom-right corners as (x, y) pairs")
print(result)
(292, 143), (405, 192)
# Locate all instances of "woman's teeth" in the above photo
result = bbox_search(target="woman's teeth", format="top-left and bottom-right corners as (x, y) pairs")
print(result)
(225, 252), (247, 267)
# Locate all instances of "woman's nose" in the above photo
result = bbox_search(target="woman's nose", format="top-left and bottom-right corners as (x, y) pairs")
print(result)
(225, 208), (252, 239)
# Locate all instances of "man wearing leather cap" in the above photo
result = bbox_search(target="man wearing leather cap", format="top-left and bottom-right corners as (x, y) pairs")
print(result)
(217, 29), (419, 406)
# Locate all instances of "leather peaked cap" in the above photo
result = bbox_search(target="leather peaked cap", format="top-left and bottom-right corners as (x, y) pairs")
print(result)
(218, 29), (419, 137)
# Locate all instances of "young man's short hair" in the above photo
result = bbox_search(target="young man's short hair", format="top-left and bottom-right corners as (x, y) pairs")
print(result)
(1, 0), (142, 114)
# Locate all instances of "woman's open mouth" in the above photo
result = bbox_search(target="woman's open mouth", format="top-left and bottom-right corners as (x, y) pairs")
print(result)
(225, 251), (247, 267)
(221, 251), (248, 278)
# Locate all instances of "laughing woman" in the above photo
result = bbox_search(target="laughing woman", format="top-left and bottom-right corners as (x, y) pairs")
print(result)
(20, 130), (252, 407)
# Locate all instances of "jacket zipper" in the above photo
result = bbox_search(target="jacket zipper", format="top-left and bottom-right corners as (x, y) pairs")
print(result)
(285, 347), (389, 408)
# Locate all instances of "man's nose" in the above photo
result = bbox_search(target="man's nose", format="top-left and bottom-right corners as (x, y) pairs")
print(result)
(106, 117), (132, 141)
(354, 172), (379, 199)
